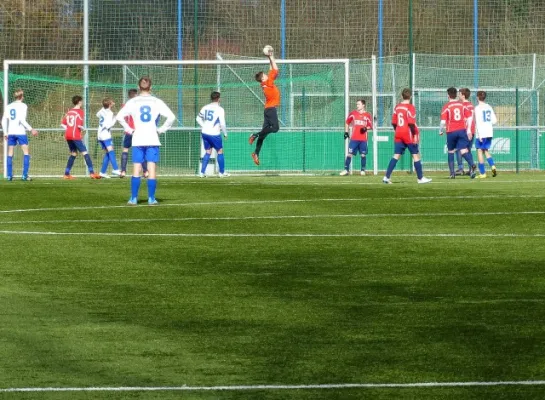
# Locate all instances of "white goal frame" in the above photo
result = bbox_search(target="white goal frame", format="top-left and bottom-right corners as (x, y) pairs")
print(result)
(3, 58), (350, 177)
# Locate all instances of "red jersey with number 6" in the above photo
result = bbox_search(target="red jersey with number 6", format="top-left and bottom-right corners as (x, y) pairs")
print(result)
(441, 101), (471, 134)
(346, 110), (373, 141)
(61, 108), (84, 140)
(392, 103), (417, 144)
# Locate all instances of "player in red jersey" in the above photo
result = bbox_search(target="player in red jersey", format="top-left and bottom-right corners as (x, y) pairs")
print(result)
(383, 88), (431, 184)
(439, 87), (476, 178)
(340, 99), (373, 176)
(120, 89), (148, 178)
(61, 95), (100, 179)
(458, 87), (476, 175)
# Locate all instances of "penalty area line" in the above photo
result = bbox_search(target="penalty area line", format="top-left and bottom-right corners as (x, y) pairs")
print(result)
(0, 231), (545, 238)
(2, 380), (545, 392)
(1, 210), (545, 225)
(1, 194), (545, 214)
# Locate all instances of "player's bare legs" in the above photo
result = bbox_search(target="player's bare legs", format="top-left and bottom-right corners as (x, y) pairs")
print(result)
(145, 162), (156, 179)
(121, 147), (147, 178)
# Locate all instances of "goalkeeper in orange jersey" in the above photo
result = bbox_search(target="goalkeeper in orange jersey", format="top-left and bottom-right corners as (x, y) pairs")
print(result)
(249, 47), (280, 166)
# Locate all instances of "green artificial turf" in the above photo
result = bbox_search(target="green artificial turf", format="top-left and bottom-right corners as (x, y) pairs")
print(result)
(1, 173), (545, 399)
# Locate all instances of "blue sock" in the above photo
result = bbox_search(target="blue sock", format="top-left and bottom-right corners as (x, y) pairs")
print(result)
(487, 157), (495, 167)
(385, 158), (398, 178)
(344, 157), (352, 171)
(84, 154), (94, 173)
(201, 153), (211, 174)
(466, 153), (474, 169)
(131, 176), (141, 199)
(23, 155), (30, 176)
(121, 152), (129, 172)
(147, 179), (157, 200)
(456, 151), (463, 170)
(217, 153), (225, 173)
(108, 151), (119, 170)
(479, 163), (485, 174)
(361, 156), (367, 171)
(142, 161), (148, 173)
(448, 153), (455, 175)
(7, 156), (13, 177)
(414, 160), (423, 179)
(65, 155), (76, 175)
(462, 151), (475, 168)
(101, 153), (109, 174)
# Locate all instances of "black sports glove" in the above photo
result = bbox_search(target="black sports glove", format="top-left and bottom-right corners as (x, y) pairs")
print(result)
(344, 131), (349, 140)
(360, 127), (367, 134)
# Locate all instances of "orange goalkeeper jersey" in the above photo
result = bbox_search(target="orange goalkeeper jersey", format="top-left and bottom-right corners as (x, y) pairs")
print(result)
(261, 69), (280, 108)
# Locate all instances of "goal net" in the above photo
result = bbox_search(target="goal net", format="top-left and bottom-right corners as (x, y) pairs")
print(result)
(2, 59), (349, 177)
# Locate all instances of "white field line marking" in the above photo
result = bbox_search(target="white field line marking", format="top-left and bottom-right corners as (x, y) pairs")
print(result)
(1, 231), (545, 238)
(0, 195), (545, 214)
(12, 178), (545, 186)
(2, 210), (545, 225)
(2, 380), (545, 392)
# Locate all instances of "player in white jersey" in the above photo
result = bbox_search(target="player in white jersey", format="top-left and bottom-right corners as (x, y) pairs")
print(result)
(196, 91), (229, 177)
(96, 98), (121, 178)
(1, 89), (38, 181)
(474, 91), (498, 178)
(116, 76), (175, 205)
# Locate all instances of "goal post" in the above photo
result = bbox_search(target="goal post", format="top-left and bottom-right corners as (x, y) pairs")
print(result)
(3, 58), (350, 177)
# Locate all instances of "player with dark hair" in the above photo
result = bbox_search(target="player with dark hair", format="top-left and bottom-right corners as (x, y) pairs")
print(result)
(458, 87), (476, 175)
(340, 99), (372, 176)
(474, 90), (498, 178)
(61, 95), (100, 180)
(383, 88), (431, 184)
(196, 91), (229, 177)
(249, 47), (280, 165)
(440, 87), (476, 179)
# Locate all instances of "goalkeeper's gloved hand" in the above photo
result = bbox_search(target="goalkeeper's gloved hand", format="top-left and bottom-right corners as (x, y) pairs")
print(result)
(344, 131), (349, 140)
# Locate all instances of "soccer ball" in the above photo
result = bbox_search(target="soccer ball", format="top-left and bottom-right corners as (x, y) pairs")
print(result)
(263, 45), (274, 56)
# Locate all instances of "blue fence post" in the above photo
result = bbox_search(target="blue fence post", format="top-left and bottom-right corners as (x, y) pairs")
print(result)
(177, 0), (183, 126)
(474, 0), (479, 89)
(378, 0), (384, 127)
(280, 0), (287, 126)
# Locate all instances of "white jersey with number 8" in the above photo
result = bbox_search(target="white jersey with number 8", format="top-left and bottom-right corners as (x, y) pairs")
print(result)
(116, 95), (175, 147)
